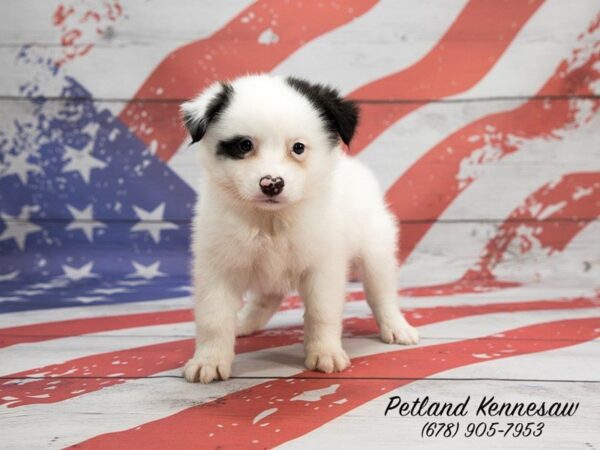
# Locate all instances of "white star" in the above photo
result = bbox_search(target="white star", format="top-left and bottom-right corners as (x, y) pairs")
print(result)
(0, 270), (20, 282)
(62, 262), (97, 281)
(62, 142), (107, 183)
(0, 296), (23, 304)
(131, 203), (178, 243)
(127, 261), (165, 280)
(82, 122), (100, 139)
(174, 285), (193, 293)
(13, 289), (44, 296)
(74, 296), (106, 304)
(30, 278), (69, 289)
(0, 152), (41, 184)
(90, 287), (129, 295)
(65, 204), (106, 242)
(0, 207), (42, 251)
(118, 279), (148, 287)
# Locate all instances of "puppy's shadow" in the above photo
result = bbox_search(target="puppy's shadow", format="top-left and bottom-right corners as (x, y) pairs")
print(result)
(258, 349), (304, 367)
(233, 348), (305, 377)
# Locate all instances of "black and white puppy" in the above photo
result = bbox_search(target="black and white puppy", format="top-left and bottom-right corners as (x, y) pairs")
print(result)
(181, 74), (418, 384)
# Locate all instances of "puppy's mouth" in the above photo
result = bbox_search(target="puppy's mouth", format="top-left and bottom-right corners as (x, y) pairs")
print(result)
(253, 196), (287, 208)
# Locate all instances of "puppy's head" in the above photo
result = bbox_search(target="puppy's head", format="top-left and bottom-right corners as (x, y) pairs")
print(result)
(181, 74), (359, 210)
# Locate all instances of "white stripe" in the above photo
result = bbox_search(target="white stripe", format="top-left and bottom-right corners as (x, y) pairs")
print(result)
(272, 0), (468, 94)
(0, 2), (56, 43)
(400, 107), (600, 286)
(0, 322), (194, 376)
(358, 0), (597, 190)
(3, 307), (597, 448)
(280, 340), (600, 449)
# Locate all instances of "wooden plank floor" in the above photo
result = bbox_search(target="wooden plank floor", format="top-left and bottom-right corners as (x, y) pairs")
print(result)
(1, 0), (599, 448)
(1, 279), (599, 448)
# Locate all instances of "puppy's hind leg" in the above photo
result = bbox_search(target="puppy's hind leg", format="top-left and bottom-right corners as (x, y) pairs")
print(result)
(360, 213), (419, 345)
(236, 292), (283, 336)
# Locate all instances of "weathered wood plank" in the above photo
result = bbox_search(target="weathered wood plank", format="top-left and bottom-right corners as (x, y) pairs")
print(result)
(400, 219), (600, 288)
(0, 2), (598, 448)
(0, 218), (597, 286)
(0, 0), (597, 100)
(3, 309), (596, 448)
(1, 280), (596, 332)
(0, 0), (463, 98)
(281, 374), (600, 449)
(1, 97), (598, 220)
(2, 305), (595, 379)
(1, 307), (597, 447)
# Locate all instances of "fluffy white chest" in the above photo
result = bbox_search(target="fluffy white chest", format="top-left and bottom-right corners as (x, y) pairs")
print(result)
(245, 228), (302, 295)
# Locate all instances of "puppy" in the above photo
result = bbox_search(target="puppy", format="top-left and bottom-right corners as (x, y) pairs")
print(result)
(181, 74), (418, 383)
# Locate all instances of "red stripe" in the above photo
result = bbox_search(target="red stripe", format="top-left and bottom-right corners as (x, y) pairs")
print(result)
(118, 0), (378, 161)
(347, 0), (545, 156)
(471, 172), (600, 275)
(71, 316), (600, 449)
(385, 19), (600, 263)
(2, 296), (597, 408)
(0, 309), (192, 349)
(399, 270), (521, 297)
(402, 170), (600, 296)
(0, 292), (356, 349)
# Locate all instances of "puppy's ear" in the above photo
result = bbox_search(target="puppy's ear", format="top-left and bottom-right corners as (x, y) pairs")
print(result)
(180, 82), (233, 143)
(286, 77), (359, 146)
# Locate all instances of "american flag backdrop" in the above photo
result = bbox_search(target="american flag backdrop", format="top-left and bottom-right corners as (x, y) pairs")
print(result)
(0, 1), (599, 448)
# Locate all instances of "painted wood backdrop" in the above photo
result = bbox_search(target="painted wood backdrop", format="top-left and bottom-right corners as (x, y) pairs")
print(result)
(0, 1), (599, 448)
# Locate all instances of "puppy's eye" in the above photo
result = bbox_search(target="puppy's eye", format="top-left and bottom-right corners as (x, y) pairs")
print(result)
(238, 139), (253, 154)
(292, 142), (305, 155)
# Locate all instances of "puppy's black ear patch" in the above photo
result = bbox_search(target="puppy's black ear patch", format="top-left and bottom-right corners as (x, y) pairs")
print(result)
(182, 83), (234, 143)
(182, 113), (207, 144)
(286, 77), (359, 146)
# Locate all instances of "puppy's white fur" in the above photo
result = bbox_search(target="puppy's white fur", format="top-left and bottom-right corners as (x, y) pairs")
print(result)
(181, 74), (418, 384)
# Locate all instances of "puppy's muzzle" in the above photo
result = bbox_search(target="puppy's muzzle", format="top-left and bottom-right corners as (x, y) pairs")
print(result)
(259, 175), (285, 197)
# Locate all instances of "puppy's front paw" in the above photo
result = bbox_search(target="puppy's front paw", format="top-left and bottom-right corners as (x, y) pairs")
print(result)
(380, 320), (419, 345)
(183, 354), (232, 384)
(305, 346), (350, 374)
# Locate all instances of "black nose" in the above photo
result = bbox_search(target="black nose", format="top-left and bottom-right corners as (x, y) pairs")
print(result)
(259, 175), (285, 197)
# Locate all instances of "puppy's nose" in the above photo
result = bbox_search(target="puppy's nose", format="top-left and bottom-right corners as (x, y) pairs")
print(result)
(259, 175), (285, 197)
